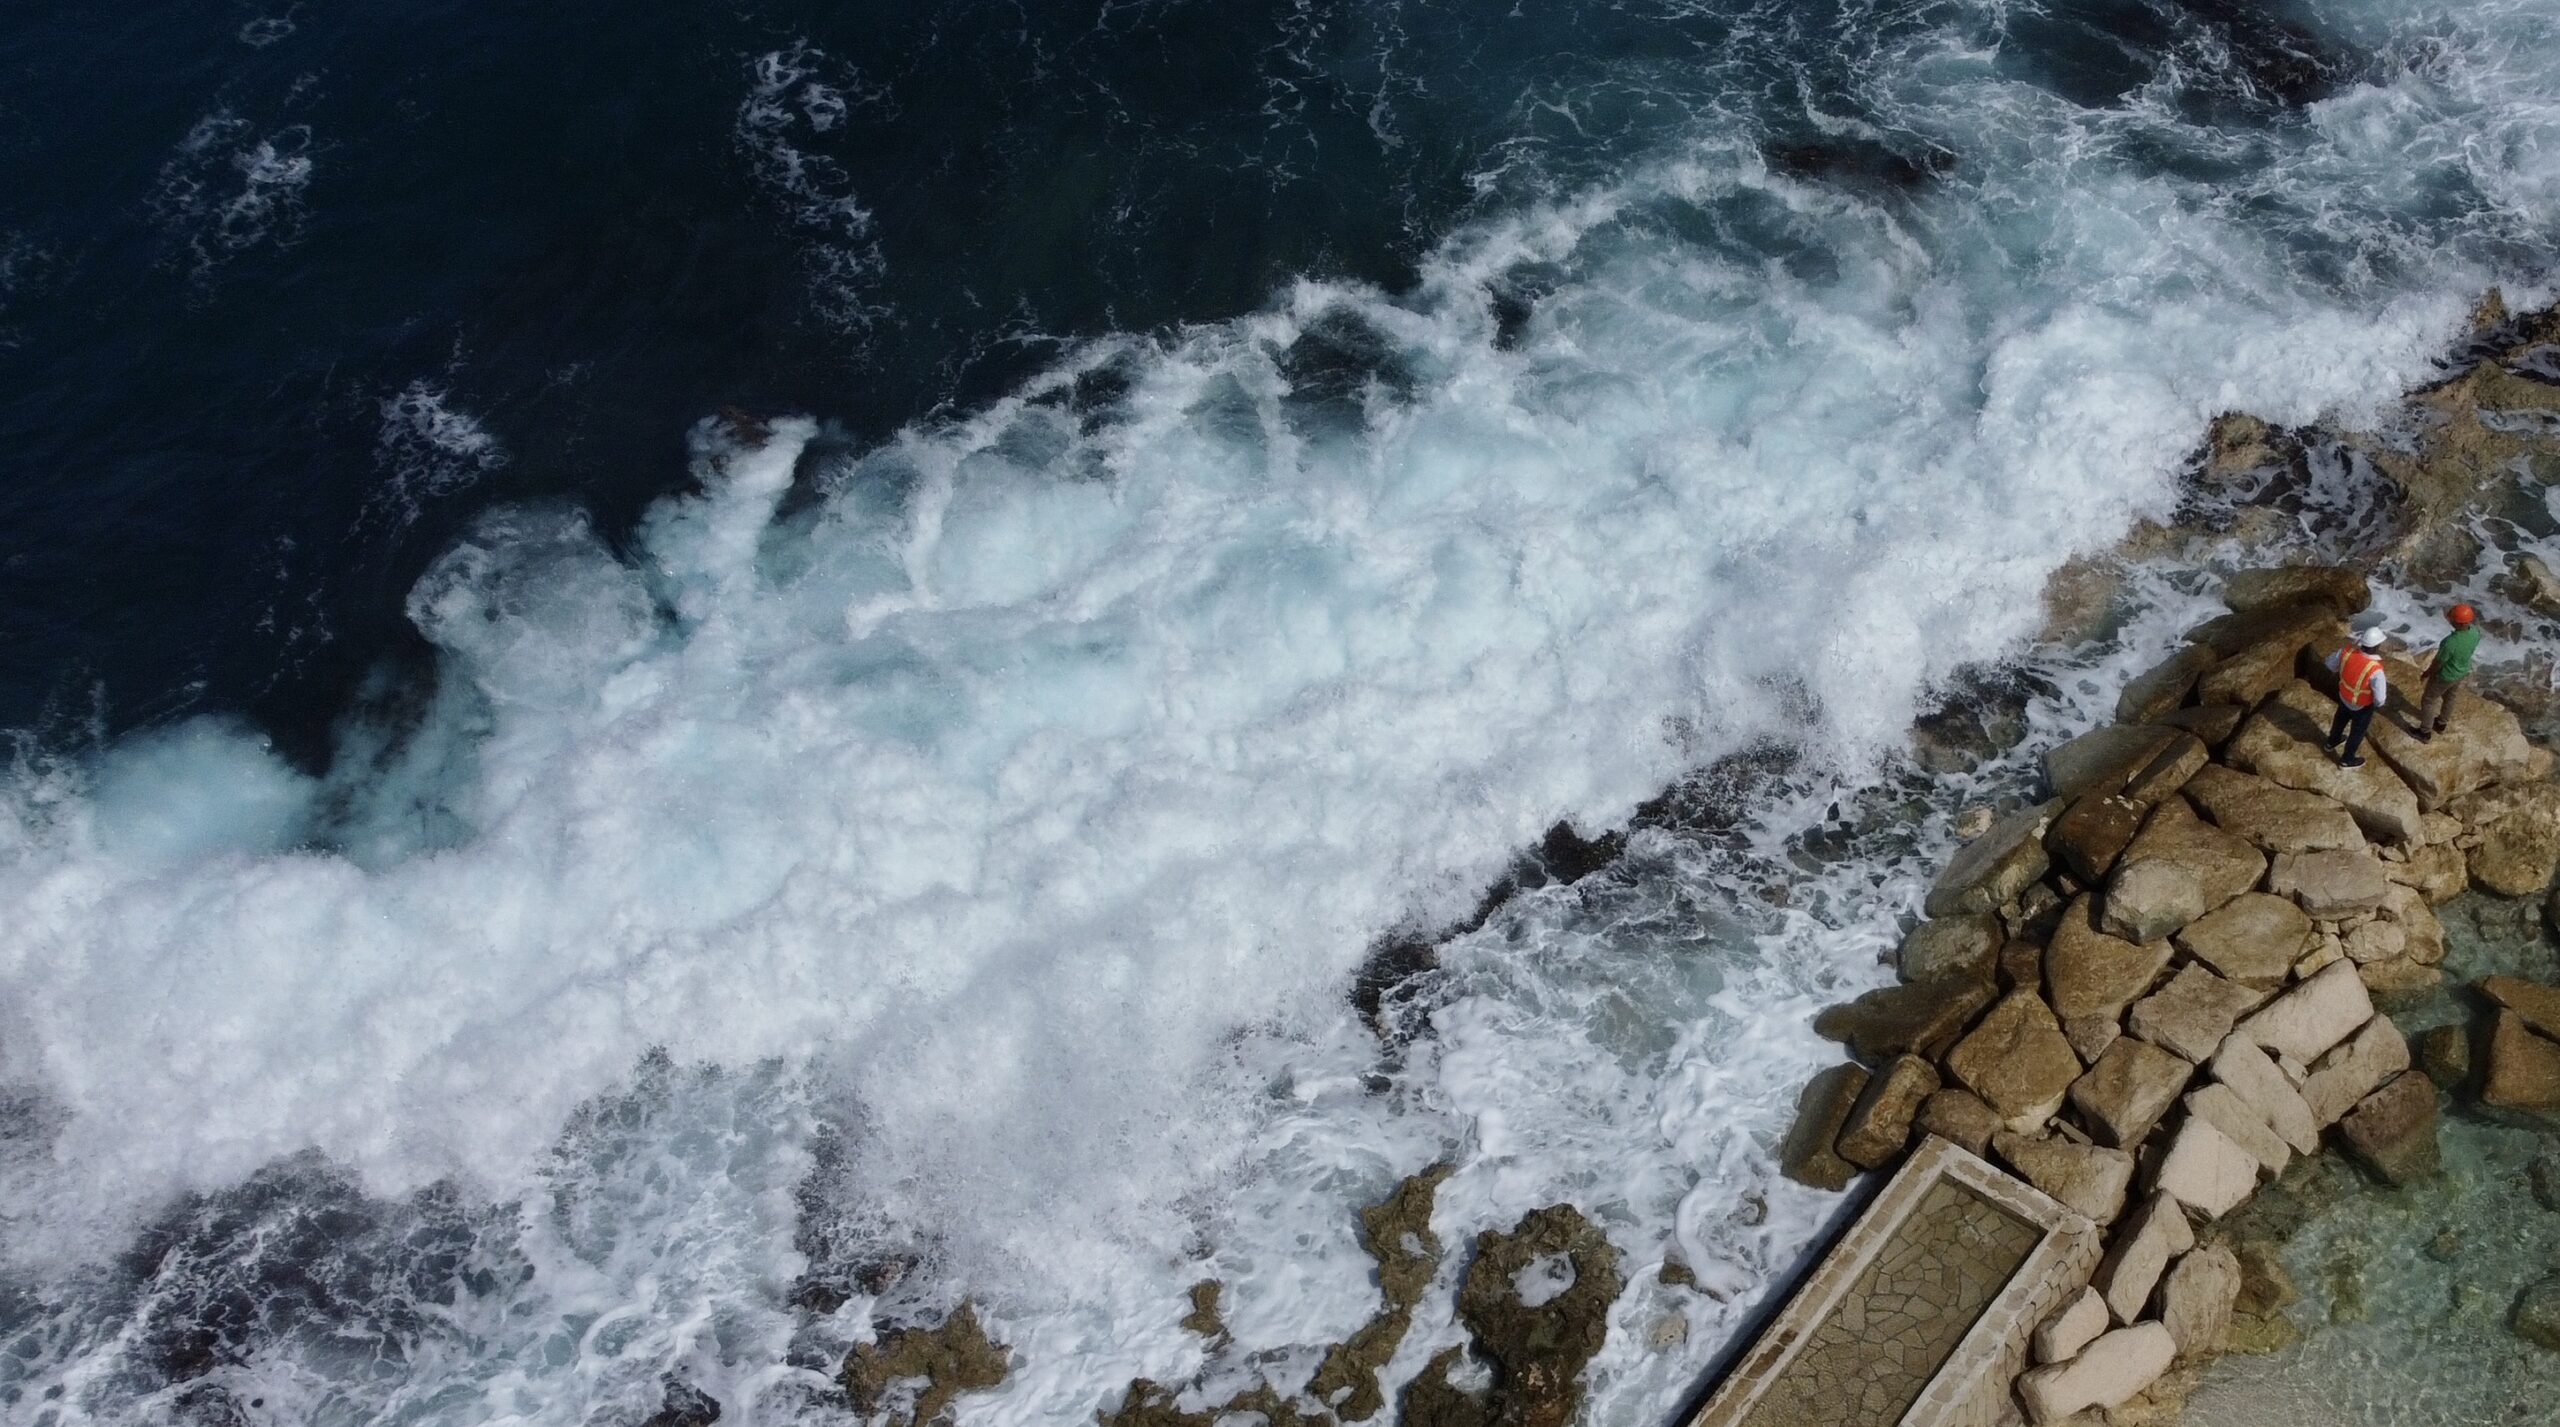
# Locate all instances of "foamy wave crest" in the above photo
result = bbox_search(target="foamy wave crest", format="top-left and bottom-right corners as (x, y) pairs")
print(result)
(366, 381), (508, 527)
(738, 42), (889, 327)
(5, 2), (2560, 1423)
(151, 110), (316, 277)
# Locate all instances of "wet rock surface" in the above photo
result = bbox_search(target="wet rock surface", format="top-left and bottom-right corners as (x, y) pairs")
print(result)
(841, 1303), (1011, 1427)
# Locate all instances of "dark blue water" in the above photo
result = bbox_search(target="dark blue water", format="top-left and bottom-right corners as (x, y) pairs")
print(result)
(0, 0), (2362, 763)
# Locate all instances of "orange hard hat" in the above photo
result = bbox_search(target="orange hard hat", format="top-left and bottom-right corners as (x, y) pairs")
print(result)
(2450, 603), (2477, 626)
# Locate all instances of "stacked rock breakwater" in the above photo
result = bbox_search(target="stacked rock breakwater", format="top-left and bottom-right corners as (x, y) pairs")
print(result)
(1775, 564), (2560, 1424)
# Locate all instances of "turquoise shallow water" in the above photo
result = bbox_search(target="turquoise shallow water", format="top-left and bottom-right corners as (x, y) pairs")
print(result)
(2184, 895), (2560, 1427)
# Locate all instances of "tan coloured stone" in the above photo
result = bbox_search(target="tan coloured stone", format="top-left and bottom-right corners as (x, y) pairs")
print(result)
(2267, 847), (2392, 919)
(2386, 842), (2469, 903)
(2184, 601), (2338, 658)
(2220, 566), (2369, 617)
(2379, 883), (2445, 966)
(2046, 725), (2182, 803)
(2199, 614), (2344, 706)
(2096, 1195), (2195, 1324)
(2017, 1323), (2178, 1425)
(2152, 1117), (2260, 1220)
(2337, 1073), (2439, 1185)
(1897, 914), (2003, 985)
(2482, 1010), (2560, 1111)
(2343, 920), (2406, 964)
(2181, 764), (2366, 854)
(2206, 1036), (2320, 1155)
(2238, 960), (2374, 1065)
(2480, 974), (2560, 1040)
(2465, 782), (2560, 896)
(2223, 681), (2424, 845)
(2128, 964), (2267, 1064)
(2173, 894), (2310, 987)
(1993, 1132), (2136, 1225)
(2065, 1014), (2123, 1066)
(2366, 679), (2535, 810)
(1777, 1063), (1870, 1190)
(2293, 940), (2344, 979)
(1836, 1054), (1939, 1169)
(2051, 793), (2148, 884)
(2117, 647), (2217, 725)
(2300, 1015), (2410, 1127)
(2158, 1244), (2242, 1360)
(1945, 990), (2085, 1127)
(1926, 800), (2062, 917)
(1814, 978), (1997, 1063)
(1915, 1087), (2000, 1156)
(2046, 895), (2175, 1023)
(2069, 1037), (2194, 1148)
(2120, 734), (2211, 807)
(2033, 1285), (2112, 1365)
(2359, 958), (2444, 1005)
(2181, 1085), (2290, 1177)
(2160, 703), (2246, 750)
(2102, 800), (2267, 943)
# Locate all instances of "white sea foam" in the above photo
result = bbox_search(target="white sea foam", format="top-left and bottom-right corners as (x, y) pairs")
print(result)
(6, 3), (2560, 1424)
(367, 381), (509, 527)
(738, 43), (889, 327)
(151, 110), (315, 276)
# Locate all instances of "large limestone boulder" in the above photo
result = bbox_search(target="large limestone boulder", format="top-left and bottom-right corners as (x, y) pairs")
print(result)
(2046, 895), (2176, 1023)
(1927, 800), (2062, 917)
(2224, 681), (2425, 845)
(2206, 1035), (2321, 1155)
(2240, 961), (2374, 1065)
(2161, 703), (2246, 750)
(2046, 726), (2181, 803)
(1945, 991), (2086, 1129)
(1778, 1063), (1870, 1190)
(2097, 1194), (2196, 1324)
(2183, 1084), (2291, 1177)
(1916, 1087), (2001, 1156)
(2379, 883), (2447, 966)
(2388, 841), (2470, 903)
(1814, 979), (1996, 1063)
(2181, 764), (2366, 854)
(2359, 956), (2444, 1006)
(2483, 1010), (2560, 1111)
(2185, 601), (2339, 658)
(2050, 792), (2148, 884)
(2220, 566), (2369, 617)
(2266, 847), (2391, 919)
(2069, 1036), (2194, 1148)
(2158, 1244), (2243, 1361)
(2152, 1117), (2261, 1220)
(2117, 646), (2217, 725)
(2338, 1073), (2439, 1185)
(1897, 914), (2003, 985)
(2103, 799), (2266, 942)
(2017, 1323), (2177, 1425)
(2481, 975), (2560, 1039)
(2128, 964), (2268, 1064)
(2366, 685), (2534, 809)
(2173, 894), (2311, 987)
(2301, 1016), (2411, 1126)
(2199, 613), (2346, 706)
(1993, 1132), (2136, 1225)
(1837, 1054), (1938, 1169)
(2460, 781), (2560, 896)
(2122, 733), (2211, 806)
(2033, 1286), (2111, 1365)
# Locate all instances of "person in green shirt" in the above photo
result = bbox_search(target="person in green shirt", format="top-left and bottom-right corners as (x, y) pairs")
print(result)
(2415, 603), (2482, 740)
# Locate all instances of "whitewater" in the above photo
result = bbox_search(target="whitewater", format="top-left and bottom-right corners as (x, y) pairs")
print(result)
(5, 2), (2560, 1423)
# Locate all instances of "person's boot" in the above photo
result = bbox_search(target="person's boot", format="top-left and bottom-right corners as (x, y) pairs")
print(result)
(2413, 726), (2434, 743)
(2433, 719), (2450, 734)
(2339, 754), (2367, 769)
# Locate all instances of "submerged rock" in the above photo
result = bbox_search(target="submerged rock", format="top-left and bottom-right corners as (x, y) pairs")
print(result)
(1425, 1205), (1624, 1427)
(2337, 1073), (2439, 1185)
(1309, 1163), (1455, 1420)
(2514, 1277), (2560, 1354)
(1777, 1063), (1869, 1191)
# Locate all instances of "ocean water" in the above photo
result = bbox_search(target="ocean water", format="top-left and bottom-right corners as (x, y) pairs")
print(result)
(2, 2), (2559, 1424)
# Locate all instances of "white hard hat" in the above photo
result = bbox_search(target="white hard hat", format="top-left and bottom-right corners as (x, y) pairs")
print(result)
(2357, 626), (2388, 648)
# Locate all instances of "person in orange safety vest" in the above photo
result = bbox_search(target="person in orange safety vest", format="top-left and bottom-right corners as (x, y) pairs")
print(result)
(2321, 625), (2390, 769)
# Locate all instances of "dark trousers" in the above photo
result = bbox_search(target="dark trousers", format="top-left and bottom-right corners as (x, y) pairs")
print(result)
(2327, 702), (2375, 761)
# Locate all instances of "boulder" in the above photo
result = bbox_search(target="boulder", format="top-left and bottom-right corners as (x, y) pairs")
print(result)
(2160, 703), (2247, 750)
(2301, 1015), (2411, 1126)
(2121, 733), (2211, 806)
(2338, 1073), (2439, 1185)
(1926, 801), (2062, 917)
(2223, 681), (2424, 844)
(2096, 1194), (2195, 1324)
(1999, 937), (2047, 993)
(2387, 841), (2470, 903)
(2128, 964), (2268, 1064)
(1916, 1088), (2001, 1156)
(2366, 687), (2535, 810)
(2516, 1277), (2560, 1354)
(2483, 1010), (2560, 1111)
(1993, 1132), (2136, 1225)
(1777, 1063), (1870, 1190)
(2004, 882), (2070, 946)
(1837, 1055), (1939, 1170)
(2182, 1084), (2290, 1177)
(2158, 1244), (2243, 1361)
(2414, 1023), (2471, 1090)
(2046, 726), (2180, 803)
(2221, 566), (2369, 617)
(2181, 765), (2366, 854)
(1897, 915), (2003, 985)
(2466, 782), (2560, 896)
(2116, 646), (2217, 725)
(2358, 957), (2445, 1005)
(2065, 1014), (2123, 1066)
(1814, 978), (1997, 1063)
(2378, 883), (2445, 966)
(2173, 894), (2311, 987)
(1945, 991), (2085, 1128)
(2033, 1286), (2111, 1365)
(2483, 976), (2560, 1040)
(2342, 920), (2406, 965)
(2152, 1116), (2261, 1220)
(2199, 614), (2344, 706)
(2102, 800), (2266, 942)
(2070, 1036), (2195, 1148)
(2266, 848), (2391, 919)
(2207, 1036), (2321, 1156)
(2050, 793), (2148, 885)
(2046, 895), (2176, 1023)
(2238, 961), (2374, 1065)
(2016, 1323), (2177, 1426)
(2185, 601), (2339, 658)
